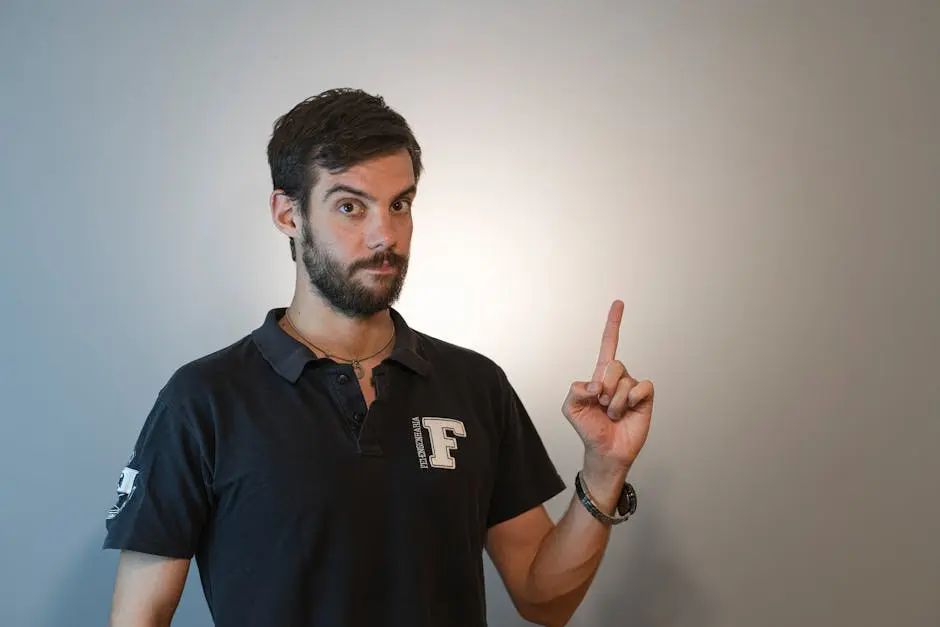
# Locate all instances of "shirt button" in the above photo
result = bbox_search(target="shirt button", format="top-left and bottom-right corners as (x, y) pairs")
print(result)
(352, 412), (364, 422)
(337, 374), (349, 384)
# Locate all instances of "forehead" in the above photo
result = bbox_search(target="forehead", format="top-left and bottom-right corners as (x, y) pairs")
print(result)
(313, 149), (416, 198)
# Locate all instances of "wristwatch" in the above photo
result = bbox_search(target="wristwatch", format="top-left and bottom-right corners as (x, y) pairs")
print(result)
(574, 470), (637, 525)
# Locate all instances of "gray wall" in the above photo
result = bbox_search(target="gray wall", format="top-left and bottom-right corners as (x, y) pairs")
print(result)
(2, 1), (938, 625)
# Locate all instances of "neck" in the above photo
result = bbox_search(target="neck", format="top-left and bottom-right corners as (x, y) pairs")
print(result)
(283, 286), (395, 360)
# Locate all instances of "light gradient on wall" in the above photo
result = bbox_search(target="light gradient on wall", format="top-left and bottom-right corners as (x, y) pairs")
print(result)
(1, 1), (938, 626)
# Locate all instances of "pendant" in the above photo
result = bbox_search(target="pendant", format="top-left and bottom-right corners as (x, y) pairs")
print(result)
(352, 361), (365, 379)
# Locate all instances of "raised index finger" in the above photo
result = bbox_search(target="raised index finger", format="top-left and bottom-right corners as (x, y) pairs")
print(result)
(592, 299), (624, 382)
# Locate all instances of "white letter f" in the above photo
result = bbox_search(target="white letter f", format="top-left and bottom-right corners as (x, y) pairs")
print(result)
(421, 417), (466, 470)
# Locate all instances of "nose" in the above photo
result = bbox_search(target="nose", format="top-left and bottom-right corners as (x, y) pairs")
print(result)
(366, 208), (396, 250)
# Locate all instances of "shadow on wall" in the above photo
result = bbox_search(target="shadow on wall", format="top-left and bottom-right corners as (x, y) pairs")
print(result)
(41, 528), (210, 627)
(580, 467), (711, 627)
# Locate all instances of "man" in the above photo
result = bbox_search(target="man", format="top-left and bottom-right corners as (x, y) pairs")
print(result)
(103, 88), (655, 627)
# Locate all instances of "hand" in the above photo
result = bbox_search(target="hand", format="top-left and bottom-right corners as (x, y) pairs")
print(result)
(561, 300), (654, 472)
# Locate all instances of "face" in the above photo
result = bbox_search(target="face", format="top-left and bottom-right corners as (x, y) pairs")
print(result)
(296, 149), (416, 318)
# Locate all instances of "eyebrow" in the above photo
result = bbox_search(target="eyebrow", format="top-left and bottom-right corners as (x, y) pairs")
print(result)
(322, 183), (417, 203)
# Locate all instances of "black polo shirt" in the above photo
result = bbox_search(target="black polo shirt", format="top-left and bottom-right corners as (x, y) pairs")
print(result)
(102, 306), (566, 626)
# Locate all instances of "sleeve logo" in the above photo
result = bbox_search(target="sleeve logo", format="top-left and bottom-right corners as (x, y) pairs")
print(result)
(106, 452), (139, 520)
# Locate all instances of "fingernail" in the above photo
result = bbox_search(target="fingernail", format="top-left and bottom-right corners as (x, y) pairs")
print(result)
(599, 394), (610, 405)
(587, 382), (600, 394)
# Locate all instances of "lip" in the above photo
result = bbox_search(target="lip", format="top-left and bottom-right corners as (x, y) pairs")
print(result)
(364, 265), (397, 274)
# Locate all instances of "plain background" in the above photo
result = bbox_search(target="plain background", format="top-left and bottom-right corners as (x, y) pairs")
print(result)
(1, 1), (938, 625)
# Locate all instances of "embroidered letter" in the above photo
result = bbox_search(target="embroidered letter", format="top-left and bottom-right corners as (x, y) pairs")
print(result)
(421, 417), (466, 470)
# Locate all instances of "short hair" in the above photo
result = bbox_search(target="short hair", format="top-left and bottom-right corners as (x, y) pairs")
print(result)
(266, 88), (423, 260)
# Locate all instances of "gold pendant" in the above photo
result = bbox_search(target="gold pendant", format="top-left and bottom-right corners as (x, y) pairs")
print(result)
(352, 361), (364, 379)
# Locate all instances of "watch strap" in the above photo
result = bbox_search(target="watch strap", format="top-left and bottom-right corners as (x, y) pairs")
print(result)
(574, 470), (636, 525)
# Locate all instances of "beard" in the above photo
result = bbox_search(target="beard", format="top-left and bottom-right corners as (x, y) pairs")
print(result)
(298, 219), (409, 319)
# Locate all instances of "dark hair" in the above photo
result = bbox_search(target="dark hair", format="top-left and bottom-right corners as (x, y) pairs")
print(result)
(266, 88), (423, 260)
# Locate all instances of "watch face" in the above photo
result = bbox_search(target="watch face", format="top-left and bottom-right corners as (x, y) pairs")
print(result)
(617, 483), (637, 517)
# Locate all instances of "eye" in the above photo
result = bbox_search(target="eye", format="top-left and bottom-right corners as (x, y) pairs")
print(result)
(391, 198), (413, 213)
(337, 200), (363, 215)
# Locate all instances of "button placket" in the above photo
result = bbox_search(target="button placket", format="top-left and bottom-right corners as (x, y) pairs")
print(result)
(328, 367), (370, 442)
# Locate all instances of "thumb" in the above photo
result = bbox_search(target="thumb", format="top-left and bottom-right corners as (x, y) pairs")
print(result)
(567, 380), (601, 406)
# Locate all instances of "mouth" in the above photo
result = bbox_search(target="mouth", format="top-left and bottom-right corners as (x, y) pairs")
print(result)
(363, 262), (397, 275)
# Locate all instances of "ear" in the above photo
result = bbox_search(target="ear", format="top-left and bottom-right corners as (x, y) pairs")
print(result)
(270, 190), (300, 240)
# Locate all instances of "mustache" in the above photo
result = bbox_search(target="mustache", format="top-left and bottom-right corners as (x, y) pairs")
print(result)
(351, 252), (407, 272)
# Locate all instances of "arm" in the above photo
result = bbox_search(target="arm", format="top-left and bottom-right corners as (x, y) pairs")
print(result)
(101, 393), (213, 625)
(488, 300), (655, 625)
(109, 550), (190, 627)
(486, 455), (629, 626)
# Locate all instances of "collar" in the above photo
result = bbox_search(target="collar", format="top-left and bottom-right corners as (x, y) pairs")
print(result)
(251, 306), (431, 383)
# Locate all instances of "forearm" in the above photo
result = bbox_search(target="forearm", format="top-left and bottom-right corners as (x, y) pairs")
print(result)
(523, 454), (630, 624)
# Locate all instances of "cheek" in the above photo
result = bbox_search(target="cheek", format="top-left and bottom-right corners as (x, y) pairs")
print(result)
(316, 224), (355, 255)
(396, 220), (414, 248)
(307, 234), (352, 267)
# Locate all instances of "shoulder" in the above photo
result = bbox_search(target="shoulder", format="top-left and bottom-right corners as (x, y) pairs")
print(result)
(408, 328), (522, 414)
(155, 332), (259, 411)
(413, 328), (510, 382)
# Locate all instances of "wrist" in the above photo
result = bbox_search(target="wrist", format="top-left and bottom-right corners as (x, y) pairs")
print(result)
(580, 452), (630, 515)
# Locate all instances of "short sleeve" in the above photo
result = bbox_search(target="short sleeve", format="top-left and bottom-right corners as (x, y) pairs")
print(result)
(486, 369), (567, 528)
(102, 394), (213, 558)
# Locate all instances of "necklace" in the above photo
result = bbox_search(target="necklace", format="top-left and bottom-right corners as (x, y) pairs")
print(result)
(283, 311), (395, 379)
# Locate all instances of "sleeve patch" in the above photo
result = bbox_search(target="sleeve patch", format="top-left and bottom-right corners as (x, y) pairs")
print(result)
(106, 451), (139, 520)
